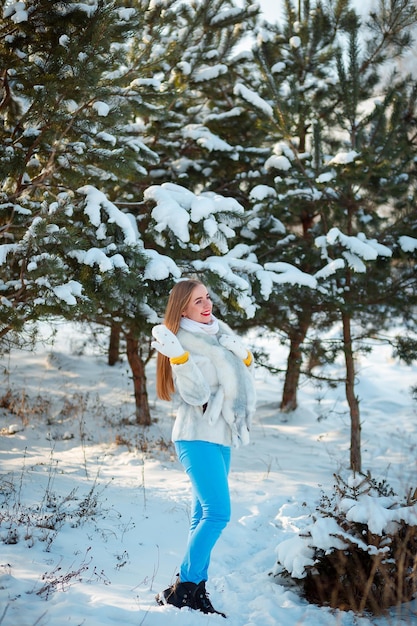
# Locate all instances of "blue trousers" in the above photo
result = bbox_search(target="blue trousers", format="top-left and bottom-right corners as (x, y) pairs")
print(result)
(174, 440), (231, 584)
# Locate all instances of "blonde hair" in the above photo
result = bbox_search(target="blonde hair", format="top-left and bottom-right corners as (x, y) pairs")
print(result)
(156, 279), (204, 401)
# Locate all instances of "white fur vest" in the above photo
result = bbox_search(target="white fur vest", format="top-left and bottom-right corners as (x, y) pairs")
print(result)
(170, 321), (256, 447)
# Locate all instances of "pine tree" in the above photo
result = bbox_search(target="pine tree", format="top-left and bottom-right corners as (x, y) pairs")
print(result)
(0, 0), (265, 423)
(233, 0), (417, 471)
(0, 0), (156, 330)
(118, 0), (260, 211)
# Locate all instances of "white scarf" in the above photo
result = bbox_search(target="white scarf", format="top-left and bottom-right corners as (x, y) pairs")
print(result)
(180, 314), (220, 335)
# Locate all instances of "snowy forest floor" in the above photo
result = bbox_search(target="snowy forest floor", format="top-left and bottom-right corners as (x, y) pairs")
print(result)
(0, 320), (417, 626)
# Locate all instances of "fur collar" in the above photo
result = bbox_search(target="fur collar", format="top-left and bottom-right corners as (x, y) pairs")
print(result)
(177, 322), (256, 446)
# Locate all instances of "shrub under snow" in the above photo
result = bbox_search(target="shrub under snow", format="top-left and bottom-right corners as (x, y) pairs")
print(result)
(273, 473), (417, 614)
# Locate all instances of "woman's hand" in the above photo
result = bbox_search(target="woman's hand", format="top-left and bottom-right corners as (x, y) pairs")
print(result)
(151, 325), (186, 358)
(218, 334), (248, 360)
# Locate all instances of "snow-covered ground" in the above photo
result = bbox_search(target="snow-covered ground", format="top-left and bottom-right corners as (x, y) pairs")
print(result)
(0, 320), (416, 625)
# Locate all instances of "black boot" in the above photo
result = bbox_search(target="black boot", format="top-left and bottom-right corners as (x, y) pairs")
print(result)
(155, 578), (197, 609)
(193, 580), (227, 618)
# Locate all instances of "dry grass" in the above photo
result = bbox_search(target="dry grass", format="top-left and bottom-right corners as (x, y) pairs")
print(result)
(0, 389), (51, 430)
(303, 522), (417, 614)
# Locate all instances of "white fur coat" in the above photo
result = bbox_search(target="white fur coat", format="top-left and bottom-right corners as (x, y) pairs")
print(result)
(170, 321), (256, 447)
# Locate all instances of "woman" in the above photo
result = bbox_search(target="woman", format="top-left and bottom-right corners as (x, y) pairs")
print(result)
(152, 278), (256, 618)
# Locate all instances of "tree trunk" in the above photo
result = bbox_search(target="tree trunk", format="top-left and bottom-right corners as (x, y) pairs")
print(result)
(280, 313), (311, 412)
(342, 311), (361, 473)
(125, 331), (151, 426)
(108, 322), (121, 366)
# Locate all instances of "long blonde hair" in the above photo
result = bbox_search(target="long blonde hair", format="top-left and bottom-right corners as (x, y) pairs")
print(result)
(156, 279), (204, 401)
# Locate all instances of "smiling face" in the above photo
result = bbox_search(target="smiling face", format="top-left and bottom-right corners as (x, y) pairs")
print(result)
(182, 283), (213, 324)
